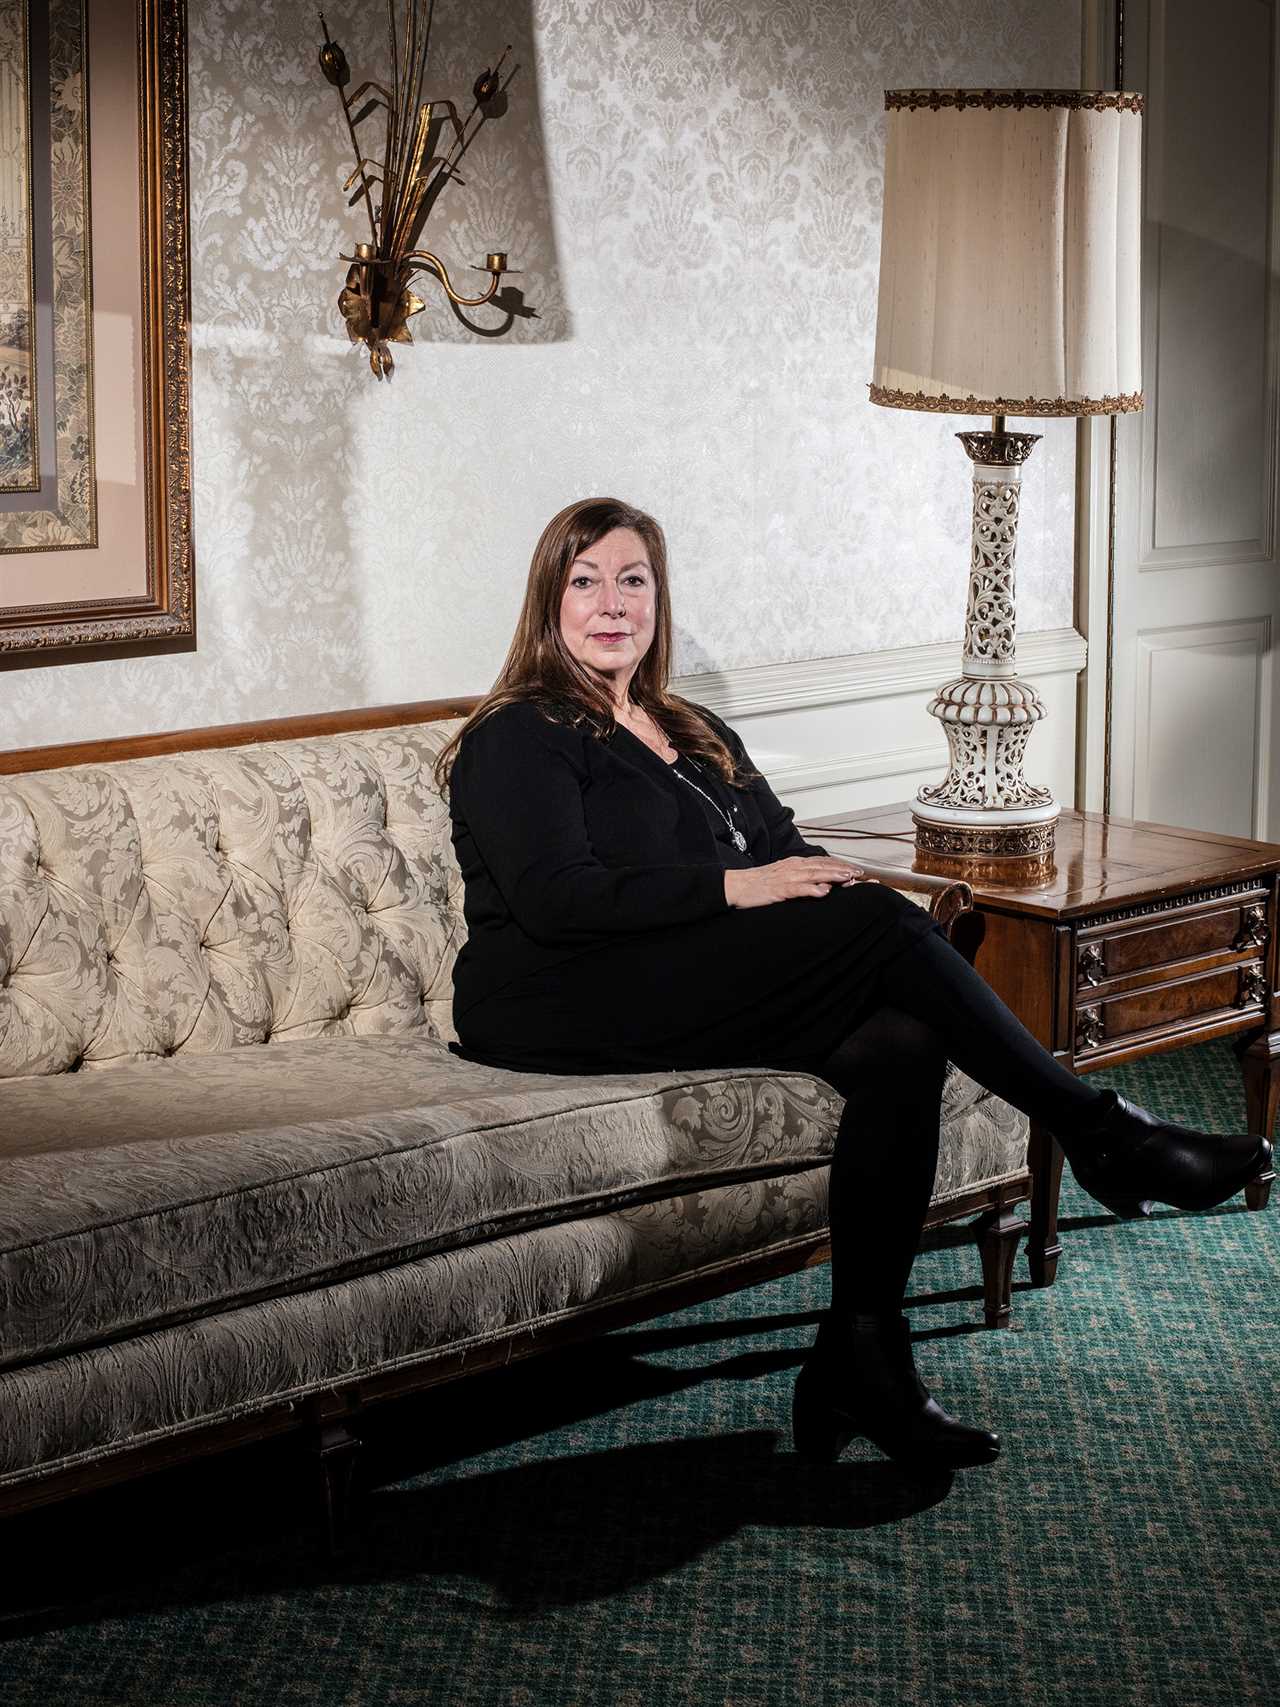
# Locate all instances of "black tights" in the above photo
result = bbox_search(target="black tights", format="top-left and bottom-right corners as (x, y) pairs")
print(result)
(817, 926), (1109, 1319)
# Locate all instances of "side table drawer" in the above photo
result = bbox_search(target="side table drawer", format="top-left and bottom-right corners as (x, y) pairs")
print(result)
(1076, 889), (1270, 991)
(1074, 960), (1268, 1056)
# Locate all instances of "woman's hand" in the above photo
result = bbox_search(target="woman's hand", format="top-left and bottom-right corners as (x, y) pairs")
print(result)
(724, 856), (867, 909)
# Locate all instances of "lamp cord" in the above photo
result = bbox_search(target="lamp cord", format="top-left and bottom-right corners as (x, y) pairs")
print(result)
(795, 824), (919, 844)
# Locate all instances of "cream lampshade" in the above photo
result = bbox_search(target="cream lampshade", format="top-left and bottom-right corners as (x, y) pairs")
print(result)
(870, 90), (1144, 870)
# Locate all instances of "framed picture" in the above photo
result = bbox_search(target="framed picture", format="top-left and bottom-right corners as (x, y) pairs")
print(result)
(0, 0), (192, 662)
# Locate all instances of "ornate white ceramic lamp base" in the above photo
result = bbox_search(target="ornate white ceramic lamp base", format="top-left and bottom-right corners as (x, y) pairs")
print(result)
(913, 430), (1060, 862)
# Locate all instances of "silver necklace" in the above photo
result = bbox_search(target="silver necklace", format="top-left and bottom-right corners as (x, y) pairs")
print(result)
(671, 756), (747, 853)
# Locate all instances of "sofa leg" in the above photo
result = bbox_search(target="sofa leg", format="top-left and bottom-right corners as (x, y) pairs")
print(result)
(976, 1206), (1025, 1330)
(312, 1419), (361, 1556)
(1238, 1030), (1278, 1210)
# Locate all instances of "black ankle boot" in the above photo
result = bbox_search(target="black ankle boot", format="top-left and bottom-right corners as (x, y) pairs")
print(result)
(1066, 1090), (1272, 1219)
(792, 1313), (1000, 1471)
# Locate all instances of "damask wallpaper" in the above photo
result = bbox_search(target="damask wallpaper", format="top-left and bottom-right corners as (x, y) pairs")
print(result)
(0, 0), (1079, 748)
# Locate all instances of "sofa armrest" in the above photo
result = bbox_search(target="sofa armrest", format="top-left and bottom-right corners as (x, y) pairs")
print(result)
(834, 857), (973, 937)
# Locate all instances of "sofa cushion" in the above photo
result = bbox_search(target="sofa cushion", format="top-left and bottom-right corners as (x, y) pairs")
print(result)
(0, 1035), (877, 1370)
(0, 1168), (833, 1483)
(0, 1077), (1027, 1488)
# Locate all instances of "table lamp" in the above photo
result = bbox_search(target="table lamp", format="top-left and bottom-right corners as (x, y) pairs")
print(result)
(870, 90), (1144, 869)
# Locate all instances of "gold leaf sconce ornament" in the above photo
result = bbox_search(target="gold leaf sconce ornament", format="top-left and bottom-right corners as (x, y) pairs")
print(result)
(318, 7), (515, 379)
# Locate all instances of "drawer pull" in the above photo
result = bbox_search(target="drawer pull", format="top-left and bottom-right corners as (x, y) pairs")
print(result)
(1076, 1004), (1105, 1051)
(1078, 941), (1105, 986)
(1234, 903), (1270, 953)
(1236, 962), (1267, 1009)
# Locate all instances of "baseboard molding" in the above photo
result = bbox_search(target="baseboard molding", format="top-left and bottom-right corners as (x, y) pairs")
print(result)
(672, 626), (1088, 720)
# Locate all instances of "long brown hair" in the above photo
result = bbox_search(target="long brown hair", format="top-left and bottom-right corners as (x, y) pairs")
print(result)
(433, 497), (749, 794)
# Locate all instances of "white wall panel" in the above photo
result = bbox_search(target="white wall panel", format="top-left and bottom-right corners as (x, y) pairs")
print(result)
(1133, 621), (1270, 830)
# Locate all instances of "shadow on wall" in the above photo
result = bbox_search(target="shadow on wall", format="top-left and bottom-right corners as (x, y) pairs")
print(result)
(671, 628), (721, 680)
(360, 0), (571, 348)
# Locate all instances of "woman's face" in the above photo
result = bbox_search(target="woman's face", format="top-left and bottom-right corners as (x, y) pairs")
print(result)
(558, 526), (657, 696)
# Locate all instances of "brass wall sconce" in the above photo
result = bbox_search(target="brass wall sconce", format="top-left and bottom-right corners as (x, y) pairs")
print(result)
(318, 6), (515, 378)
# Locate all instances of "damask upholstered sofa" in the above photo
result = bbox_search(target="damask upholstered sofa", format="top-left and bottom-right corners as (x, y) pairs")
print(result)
(0, 700), (1030, 1540)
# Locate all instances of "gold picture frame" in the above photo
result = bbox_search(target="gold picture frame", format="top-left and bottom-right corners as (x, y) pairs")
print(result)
(0, 0), (192, 663)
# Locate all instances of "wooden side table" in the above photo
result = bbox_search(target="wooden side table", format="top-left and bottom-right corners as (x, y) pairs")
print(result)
(804, 804), (1280, 1286)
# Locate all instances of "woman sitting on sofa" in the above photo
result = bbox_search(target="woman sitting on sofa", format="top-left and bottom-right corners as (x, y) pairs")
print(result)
(435, 496), (1271, 1473)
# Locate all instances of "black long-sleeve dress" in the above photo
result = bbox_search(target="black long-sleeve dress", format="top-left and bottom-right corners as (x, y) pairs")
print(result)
(447, 698), (941, 1075)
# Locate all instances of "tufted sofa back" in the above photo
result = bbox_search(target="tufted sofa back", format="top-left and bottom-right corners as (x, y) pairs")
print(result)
(0, 720), (468, 1077)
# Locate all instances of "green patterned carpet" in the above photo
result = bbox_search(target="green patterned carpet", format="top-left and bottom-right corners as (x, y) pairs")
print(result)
(2, 1040), (1277, 1707)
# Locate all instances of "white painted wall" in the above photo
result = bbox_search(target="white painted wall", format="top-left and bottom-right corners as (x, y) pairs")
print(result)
(0, 0), (1082, 784)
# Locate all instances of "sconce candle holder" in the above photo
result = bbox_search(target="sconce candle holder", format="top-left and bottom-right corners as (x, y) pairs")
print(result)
(318, 6), (515, 378)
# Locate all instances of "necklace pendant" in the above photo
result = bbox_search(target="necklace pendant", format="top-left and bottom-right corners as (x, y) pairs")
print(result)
(731, 829), (747, 853)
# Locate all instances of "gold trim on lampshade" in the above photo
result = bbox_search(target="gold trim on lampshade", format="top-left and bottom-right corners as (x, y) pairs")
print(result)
(868, 385), (1144, 416)
(885, 89), (1144, 116)
(871, 90), (1144, 418)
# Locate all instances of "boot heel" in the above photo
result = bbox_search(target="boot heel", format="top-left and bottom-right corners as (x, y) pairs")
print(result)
(1068, 1094), (1272, 1215)
(791, 1363), (853, 1464)
(793, 1316), (1001, 1471)
(1073, 1155), (1156, 1220)
(1097, 1195), (1155, 1220)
